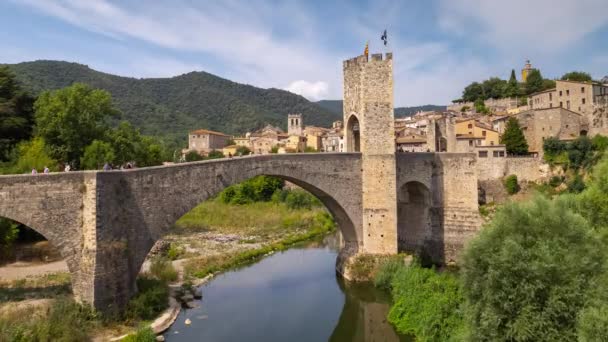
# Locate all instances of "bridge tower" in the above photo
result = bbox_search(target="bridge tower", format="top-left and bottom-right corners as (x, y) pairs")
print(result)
(343, 52), (397, 254)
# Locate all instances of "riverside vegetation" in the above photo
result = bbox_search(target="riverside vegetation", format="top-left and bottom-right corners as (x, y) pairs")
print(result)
(374, 154), (608, 341)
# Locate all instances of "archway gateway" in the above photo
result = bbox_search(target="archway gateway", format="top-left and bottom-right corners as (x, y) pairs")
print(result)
(346, 114), (361, 152)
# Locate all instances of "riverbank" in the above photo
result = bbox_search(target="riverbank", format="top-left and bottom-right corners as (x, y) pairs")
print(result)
(0, 194), (335, 341)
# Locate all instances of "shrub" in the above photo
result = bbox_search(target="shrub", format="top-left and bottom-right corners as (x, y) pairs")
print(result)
(373, 257), (404, 290)
(568, 136), (594, 169)
(285, 189), (321, 209)
(166, 243), (184, 260)
(206, 150), (224, 159)
(126, 277), (169, 321)
(548, 175), (563, 187)
(149, 257), (178, 282)
(122, 326), (157, 342)
(503, 174), (519, 194)
(387, 264), (465, 341)
(543, 136), (567, 157)
(592, 134), (608, 152)
(461, 196), (605, 341)
(184, 151), (203, 162)
(567, 173), (586, 193)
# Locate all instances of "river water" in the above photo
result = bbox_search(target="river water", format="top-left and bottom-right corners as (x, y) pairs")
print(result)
(164, 235), (411, 342)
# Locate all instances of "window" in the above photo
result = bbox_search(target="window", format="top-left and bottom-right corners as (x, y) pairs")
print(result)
(491, 141), (495, 146)
(468, 123), (473, 129)
(566, 90), (570, 96)
(582, 98), (586, 105)
(478, 151), (488, 158)
(469, 140), (473, 146)
(482, 130), (487, 136)
(549, 93), (553, 101)
(192, 135), (196, 138)
(559, 91), (563, 96)
(567, 100), (570, 109)
(550, 103), (553, 108)
(499, 151), (505, 157)
(468, 131), (472, 135)
(560, 101), (563, 107)
(582, 87), (585, 93)
(493, 151), (499, 157)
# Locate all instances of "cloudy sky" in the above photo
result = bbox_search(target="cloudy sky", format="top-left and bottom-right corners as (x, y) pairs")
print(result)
(1, 0), (608, 106)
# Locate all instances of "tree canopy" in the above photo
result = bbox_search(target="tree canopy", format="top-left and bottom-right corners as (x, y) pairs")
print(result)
(561, 71), (593, 82)
(500, 117), (528, 155)
(0, 66), (34, 161)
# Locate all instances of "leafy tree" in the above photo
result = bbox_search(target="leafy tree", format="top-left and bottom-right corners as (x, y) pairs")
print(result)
(0, 66), (35, 161)
(503, 175), (519, 194)
(525, 69), (545, 95)
(13, 137), (58, 173)
(462, 82), (484, 102)
(543, 136), (567, 156)
(270, 145), (279, 154)
(568, 136), (594, 169)
(0, 218), (19, 257)
(567, 173), (586, 193)
(461, 196), (605, 341)
(236, 146), (251, 155)
(503, 69), (520, 98)
(561, 71), (593, 82)
(500, 117), (528, 155)
(206, 150), (224, 160)
(474, 99), (489, 114)
(481, 77), (507, 100)
(184, 151), (203, 162)
(136, 136), (164, 167)
(34, 83), (118, 168)
(304, 146), (317, 152)
(108, 121), (139, 166)
(542, 79), (556, 91)
(81, 140), (115, 170)
(592, 135), (608, 152)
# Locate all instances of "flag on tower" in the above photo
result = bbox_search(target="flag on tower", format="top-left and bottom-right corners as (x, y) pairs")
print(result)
(381, 29), (388, 46)
(364, 41), (369, 57)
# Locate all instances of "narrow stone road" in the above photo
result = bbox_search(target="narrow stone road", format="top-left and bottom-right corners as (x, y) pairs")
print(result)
(0, 260), (68, 281)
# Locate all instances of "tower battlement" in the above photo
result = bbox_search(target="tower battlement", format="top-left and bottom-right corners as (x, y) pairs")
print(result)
(343, 53), (393, 68)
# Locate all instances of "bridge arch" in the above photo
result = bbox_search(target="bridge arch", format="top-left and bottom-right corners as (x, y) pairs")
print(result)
(397, 181), (432, 253)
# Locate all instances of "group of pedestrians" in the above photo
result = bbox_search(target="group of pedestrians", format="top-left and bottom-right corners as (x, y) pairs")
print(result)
(30, 162), (134, 175)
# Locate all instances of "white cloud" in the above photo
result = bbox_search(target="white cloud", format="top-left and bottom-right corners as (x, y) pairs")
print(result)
(285, 81), (329, 101)
(438, 0), (608, 54)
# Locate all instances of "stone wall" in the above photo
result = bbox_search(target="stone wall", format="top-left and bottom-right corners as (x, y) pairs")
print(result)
(477, 155), (546, 182)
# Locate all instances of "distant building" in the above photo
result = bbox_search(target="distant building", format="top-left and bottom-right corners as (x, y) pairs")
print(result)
(516, 107), (583, 154)
(521, 59), (533, 82)
(186, 129), (231, 156)
(288, 113), (303, 136)
(455, 119), (500, 146)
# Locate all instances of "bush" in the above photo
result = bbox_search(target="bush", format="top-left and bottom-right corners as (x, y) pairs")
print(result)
(373, 257), (404, 290)
(166, 243), (184, 260)
(577, 272), (608, 342)
(184, 151), (203, 162)
(568, 136), (594, 169)
(206, 150), (224, 159)
(548, 175), (563, 187)
(567, 173), (586, 193)
(461, 196), (604, 341)
(285, 189), (321, 209)
(149, 257), (178, 282)
(122, 326), (157, 342)
(543, 137), (567, 160)
(126, 277), (169, 321)
(387, 264), (465, 341)
(592, 134), (608, 152)
(217, 176), (284, 205)
(503, 174), (519, 195)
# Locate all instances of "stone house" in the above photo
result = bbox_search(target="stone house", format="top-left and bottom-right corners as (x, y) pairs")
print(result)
(455, 119), (500, 146)
(395, 127), (428, 152)
(285, 135), (307, 152)
(515, 107), (583, 154)
(186, 129), (231, 156)
(322, 130), (343, 152)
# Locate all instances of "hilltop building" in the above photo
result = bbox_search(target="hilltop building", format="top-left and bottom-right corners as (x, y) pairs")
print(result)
(521, 59), (533, 82)
(185, 129), (231, 156)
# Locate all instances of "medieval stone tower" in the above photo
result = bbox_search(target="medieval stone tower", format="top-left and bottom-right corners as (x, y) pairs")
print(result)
(288, 113), (303, 136)
(343, 53), (397, 254)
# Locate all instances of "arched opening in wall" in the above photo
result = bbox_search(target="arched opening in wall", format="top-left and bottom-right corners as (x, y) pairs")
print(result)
(346, 115), (361, 152)
(439, 137), (447, 152)
(397, 181), (431, 254)
(0, 217), (71, 300)
(580, 130), (588, 136)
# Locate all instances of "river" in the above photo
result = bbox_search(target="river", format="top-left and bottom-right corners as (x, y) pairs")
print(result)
(164, 234), (411, 341)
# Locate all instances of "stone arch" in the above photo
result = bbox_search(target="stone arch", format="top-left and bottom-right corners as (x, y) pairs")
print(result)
(345, 114), (361, 152)
(397, 181), (431, 253)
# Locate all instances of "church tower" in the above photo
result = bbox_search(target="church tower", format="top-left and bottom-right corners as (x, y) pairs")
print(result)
(288, 113), (303, 136)
(343, 52), (397, 254)
(521, 59), (533, 82)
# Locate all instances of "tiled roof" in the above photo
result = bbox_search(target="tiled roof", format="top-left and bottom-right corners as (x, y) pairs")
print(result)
(190, 129), (230, 136)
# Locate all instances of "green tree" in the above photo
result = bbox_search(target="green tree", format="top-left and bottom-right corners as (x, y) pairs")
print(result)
(206, 150), (224, 160)
(542, 79), (556, 91)
(108, 121), (139, 166)
(13, 137), (58, 173)
(0, 218), (19, 257)
(503, 175), (519, 194)
(34, 83), (118, 168)
(561, 71), (593, 82)
(236, 146), (251, 155)
(500, 117), (528, 155)
(503, 69), (520, 98)
(81, 140), (115, 170)
(525, 69), (544, 95)
(543, 136), (567, 156)
(568, 136), (594, 169)
(0, 66), (35, 161)
(462, 82), (484, 102)
(461, 196), (605, 341)
(482, 77), (507, 99)
(474, 99), (489, 114)
(136, 136), (164, 167)
(184, 151), (203, 162)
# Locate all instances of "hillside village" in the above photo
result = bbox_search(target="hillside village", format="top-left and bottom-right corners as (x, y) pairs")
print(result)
(183, 60), (608, 165)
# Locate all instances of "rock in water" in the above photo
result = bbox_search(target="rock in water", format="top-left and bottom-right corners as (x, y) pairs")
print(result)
(156, 336), (165, 341)
(193, 287), (203, 299)
(185, 318), (192, 325)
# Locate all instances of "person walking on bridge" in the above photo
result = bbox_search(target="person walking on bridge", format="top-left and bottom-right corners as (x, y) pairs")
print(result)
(43, 166), (49, 174)
(31, 168), (37, 175)
(64, 164), (71, 172)
(103, 162), (112, 171)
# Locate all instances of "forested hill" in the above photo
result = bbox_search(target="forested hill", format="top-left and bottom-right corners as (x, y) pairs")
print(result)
(5, 60), (341, 142)
(316, 100), (446, 118)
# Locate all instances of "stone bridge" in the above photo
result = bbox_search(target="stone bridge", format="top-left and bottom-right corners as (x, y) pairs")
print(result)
(0, 152), (479, 312)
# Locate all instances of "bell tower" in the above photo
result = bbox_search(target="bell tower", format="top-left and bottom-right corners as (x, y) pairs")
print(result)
(343, 52), (397, 254)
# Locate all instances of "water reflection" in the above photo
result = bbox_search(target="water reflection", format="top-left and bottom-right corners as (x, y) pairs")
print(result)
(164, 235), (409, 342)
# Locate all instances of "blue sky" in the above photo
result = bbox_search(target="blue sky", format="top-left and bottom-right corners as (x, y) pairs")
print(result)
(1, 0), (608, 106)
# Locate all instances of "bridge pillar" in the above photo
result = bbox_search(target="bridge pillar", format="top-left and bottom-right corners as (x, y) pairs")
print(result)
(343, 52), (397, 254)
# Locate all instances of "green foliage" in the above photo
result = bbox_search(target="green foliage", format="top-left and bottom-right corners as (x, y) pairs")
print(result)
(460, 105), (470, 113)
(0, 218), (19, 256)
(126, 276), (169, 321)
(576, 273), (608, 341)
(149, 257), (178, 283)
(0, 297), (98, 342)
(504, 174), (520, 194)
(568, 136), (594, 169)
(107, 121), (165, 167)
(572, 158), (608, 229)
(185, 150), (203, 162)
(500, 117), (529, 155)
(218, 176), (284, 205)
(236, 146), (251, 155)
(542, 136), (567, 157)
(548, 175), (564, 188)
(373, 257), (405, 290)
(0, 66), (35, 161)
(12, 137), (58, 173)
(284, 189), (322, 209)
(386, 264), (465, 341)
(503, 69), (520, 98)
(304, 146), (317, 153)
(542, 79), (556, 91)
(8, 61), (340, 139)
(561, 71), (593, 82)
(270, 145), (279, 153)
(81, 140), (115, 170)
(462, 82), (484, 102)
(461, 196), (605, 341)
(592, 134), (608, 152)
(34, 83), (117, 167)
(474, 99), (489, 114)
(122, 326), (156, 342)
(206, 150), (224, 159)
(166, 243), (184, 261)
(567, 173), (586, 193)
(525, 69), (545, 95)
